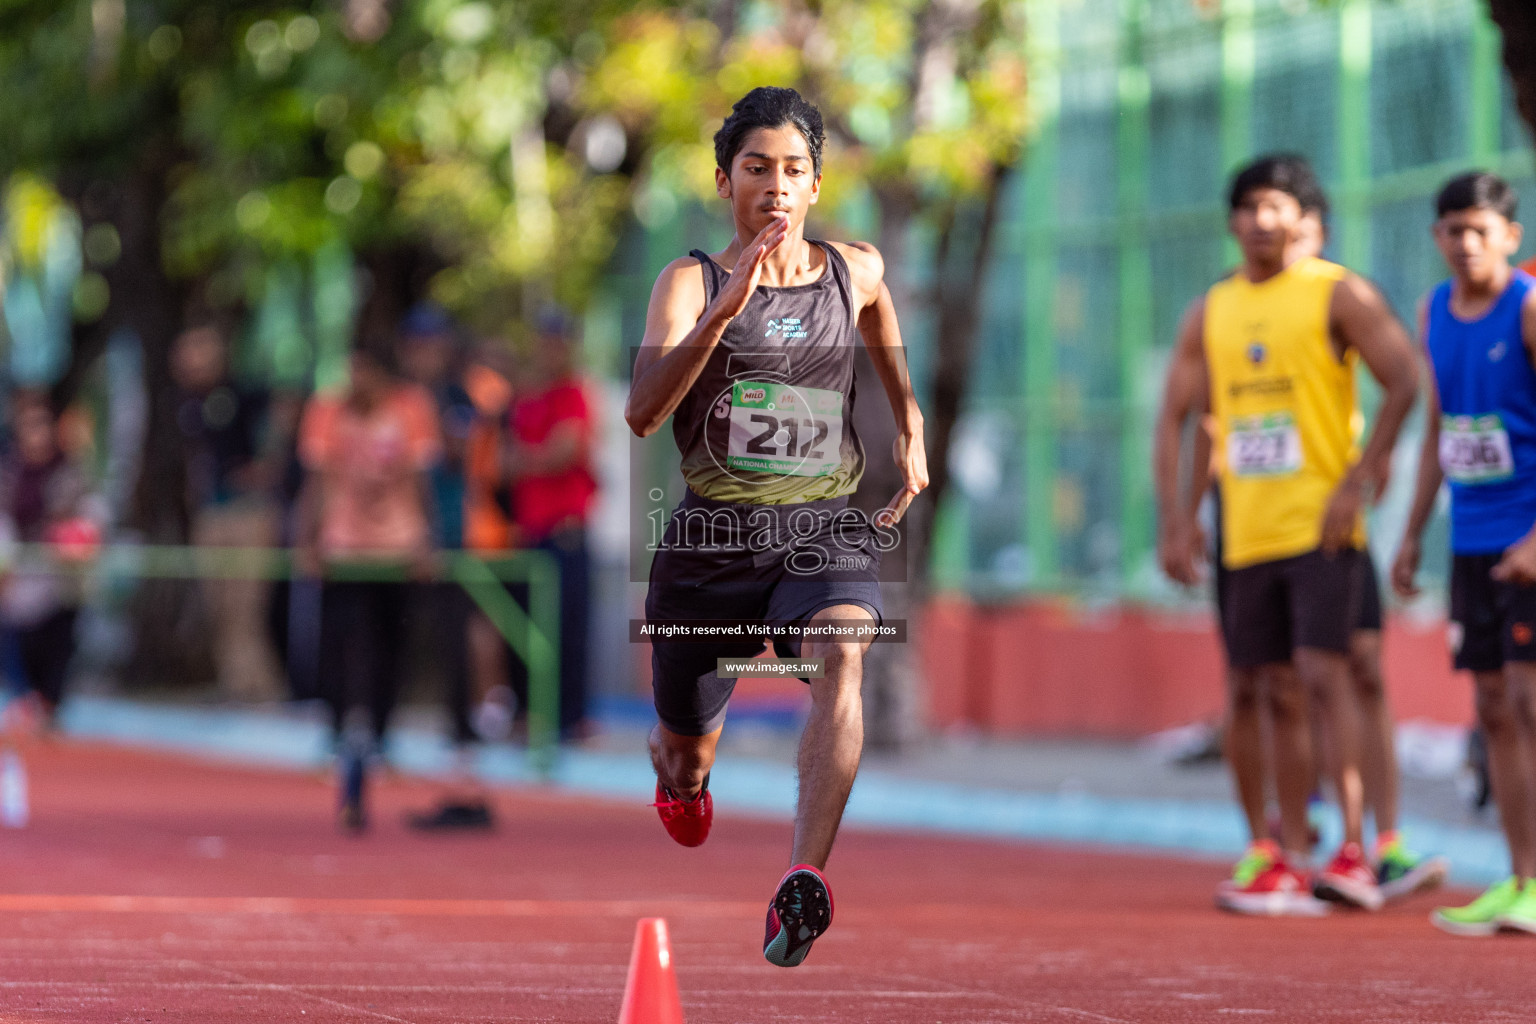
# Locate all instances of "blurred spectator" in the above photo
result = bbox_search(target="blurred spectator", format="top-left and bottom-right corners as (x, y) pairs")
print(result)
(398, 305), (494, 830)
(262, 388), (321, 703)
(297, 345), (439, 758)
(0, 391), (102, 727)
(507, 310), (597, 741)
(170, 324), (281, 701)
(463, 342), (518, 742)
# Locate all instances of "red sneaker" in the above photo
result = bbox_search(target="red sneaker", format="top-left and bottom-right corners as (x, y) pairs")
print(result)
(1216, 858), (1330, 917)
(652, 778), (712, 847)
(764, 864), (833, 967)
(1314, 842), (1385, 911)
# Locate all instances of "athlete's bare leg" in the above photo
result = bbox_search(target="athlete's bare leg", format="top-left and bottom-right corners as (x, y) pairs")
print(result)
(1483, 666), (1536, 878)
(1264, 661), (1315, 857)
(1296, 646), (1367, 848)
(650, 723), (723, 800)
(791, 604), (875, 870)
(1225, 666), (1270, 842)
(1348, 629), (1400, 836)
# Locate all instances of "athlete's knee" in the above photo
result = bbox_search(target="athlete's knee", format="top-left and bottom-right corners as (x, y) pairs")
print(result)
(1347, 642), (1385, 704)
(1474, 674), (1516, 735)
(1226, 669), (1262, 715)
(1509, 674), (1536, 734)
(1264, 668), (1308, 723)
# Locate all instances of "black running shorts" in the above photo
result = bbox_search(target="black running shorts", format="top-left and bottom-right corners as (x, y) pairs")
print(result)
(1221, 547), (1363, 668)
(1211, 489), (1380, 637)
(645, 490), (884, 736)
(1449, 552), (1536, 672)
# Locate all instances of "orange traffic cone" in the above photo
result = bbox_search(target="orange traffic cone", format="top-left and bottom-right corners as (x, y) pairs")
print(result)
(617, 917), (685, 1024)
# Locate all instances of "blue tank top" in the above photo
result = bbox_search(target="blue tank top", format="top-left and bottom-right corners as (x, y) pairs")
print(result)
(1426, 269), (1536, 553)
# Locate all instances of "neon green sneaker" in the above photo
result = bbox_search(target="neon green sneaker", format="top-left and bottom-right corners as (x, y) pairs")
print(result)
(1431, 876), (1521, 937)
(1218, 840), (1280, 897)
(1497, 879), (1536, 935)
(1375, 837), (1449, 902)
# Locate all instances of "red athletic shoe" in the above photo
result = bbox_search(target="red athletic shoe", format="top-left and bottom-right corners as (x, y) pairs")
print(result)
(652, 779), (712, 847)
(1216, 859), (1330, 917)
(764, 864), (833, 967)
(1314, 842), (1385, 910)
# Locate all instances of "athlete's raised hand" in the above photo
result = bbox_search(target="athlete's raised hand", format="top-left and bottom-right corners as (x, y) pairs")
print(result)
(876, 429), (929, 529)
(1390, 536), (1421, 599)
(714, 214), (790, 321)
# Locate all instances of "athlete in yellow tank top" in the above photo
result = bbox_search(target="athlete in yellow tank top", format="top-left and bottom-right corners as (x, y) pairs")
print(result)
(1204, 255), (1367, 567)
(1153, 155), (1418, 914)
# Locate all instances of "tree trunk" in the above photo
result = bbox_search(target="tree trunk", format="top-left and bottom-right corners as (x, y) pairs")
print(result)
(851, 169), (1007, 750)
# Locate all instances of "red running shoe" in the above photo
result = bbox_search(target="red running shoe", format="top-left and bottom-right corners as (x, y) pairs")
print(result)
(764, 864), (834, 967)
(652, 777), (712, 847)
(1216, 858), (1330, 917)
(1314, 841), (1385, 910)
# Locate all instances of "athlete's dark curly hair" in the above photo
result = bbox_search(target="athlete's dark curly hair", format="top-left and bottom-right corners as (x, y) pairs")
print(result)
(1228, 153), (1328, 215)
(714, 87), (826, 177)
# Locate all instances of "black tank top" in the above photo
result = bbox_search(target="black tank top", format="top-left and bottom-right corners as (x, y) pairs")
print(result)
(673, 240), (865, 505)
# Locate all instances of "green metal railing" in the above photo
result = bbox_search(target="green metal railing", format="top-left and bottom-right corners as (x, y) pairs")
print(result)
(978, 0), (1530, 599)
(6, 545), (562, 776)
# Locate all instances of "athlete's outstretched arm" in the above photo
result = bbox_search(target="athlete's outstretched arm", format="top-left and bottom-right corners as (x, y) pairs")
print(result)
(856, 280), (928, 526)
(1492, 290), (1536, 584)
(625, 214), (789, 437)
(1391, 311), (1442, 598)
(1154, 298), (1209, 586)
(1323, 276), (1419, 553)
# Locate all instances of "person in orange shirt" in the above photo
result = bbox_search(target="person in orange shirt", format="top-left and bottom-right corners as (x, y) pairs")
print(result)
(297, 344), (440, 829)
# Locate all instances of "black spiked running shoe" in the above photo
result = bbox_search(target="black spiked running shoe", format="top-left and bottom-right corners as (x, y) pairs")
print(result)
(763, 864), (833, 967)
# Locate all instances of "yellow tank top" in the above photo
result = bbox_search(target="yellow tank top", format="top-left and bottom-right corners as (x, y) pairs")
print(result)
(1205, 257), (1365, 568)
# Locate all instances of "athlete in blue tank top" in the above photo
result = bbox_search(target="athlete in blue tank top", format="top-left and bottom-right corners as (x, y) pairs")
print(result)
(1394, 171), (1536, 934)
(1425, 269), (1536, 553)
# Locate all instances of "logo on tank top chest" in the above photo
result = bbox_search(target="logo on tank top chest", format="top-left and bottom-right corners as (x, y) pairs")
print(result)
(1247, 342), (1266, 365)
(1489, 340), (1508, 363)
(765, 317), (809, 340)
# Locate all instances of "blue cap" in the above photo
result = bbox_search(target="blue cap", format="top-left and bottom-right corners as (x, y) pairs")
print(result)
(400, 302), (454, 339)
(536, 306), (575, 338)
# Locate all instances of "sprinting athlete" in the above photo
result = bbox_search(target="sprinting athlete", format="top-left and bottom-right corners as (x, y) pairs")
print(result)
(1394, 172), (1536, 935)
(625, 87), (926, 966)
(1196, 210), (1446, 903)
(1156, 154), (1417, 914)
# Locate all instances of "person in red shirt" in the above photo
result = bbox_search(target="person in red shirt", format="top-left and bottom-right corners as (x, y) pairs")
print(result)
(506, 311), (597, 740)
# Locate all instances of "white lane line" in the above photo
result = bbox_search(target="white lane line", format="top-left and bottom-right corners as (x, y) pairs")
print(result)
(174, 958), (422, 1024)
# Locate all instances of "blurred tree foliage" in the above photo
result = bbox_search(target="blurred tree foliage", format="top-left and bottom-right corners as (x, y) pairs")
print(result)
(0, 0), (1027, 528)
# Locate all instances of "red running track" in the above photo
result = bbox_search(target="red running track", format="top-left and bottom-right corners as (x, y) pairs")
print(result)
(0, 739), (1523, 1023)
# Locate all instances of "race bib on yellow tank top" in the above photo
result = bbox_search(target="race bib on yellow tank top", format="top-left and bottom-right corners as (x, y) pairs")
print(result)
(1226, 412), (1303, 478)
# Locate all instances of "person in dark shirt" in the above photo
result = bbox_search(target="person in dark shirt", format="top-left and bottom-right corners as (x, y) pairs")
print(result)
(171, 324), (282, 701)
(0, 391), (99, 727)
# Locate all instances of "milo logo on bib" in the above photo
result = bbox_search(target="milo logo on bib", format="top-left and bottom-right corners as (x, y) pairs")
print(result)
(727, 380), (843, 478)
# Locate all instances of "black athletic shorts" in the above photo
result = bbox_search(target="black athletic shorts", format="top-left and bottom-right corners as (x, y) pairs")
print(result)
(1449, 552), (1536, 672)
(645, 489), (884, 736)
(1221, 547), (1363, 668)
(1210, 488), (1381, 638)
